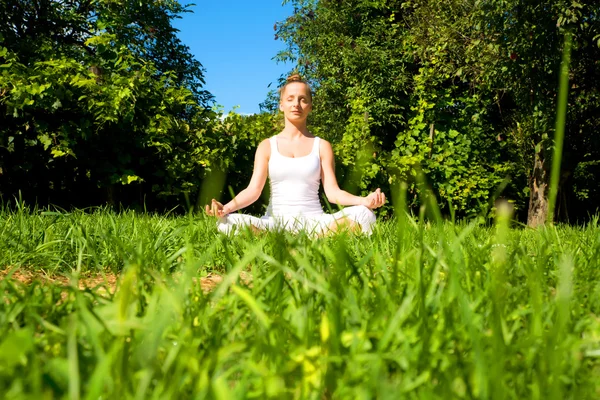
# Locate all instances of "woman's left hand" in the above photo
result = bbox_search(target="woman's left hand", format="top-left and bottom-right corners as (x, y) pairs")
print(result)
(362, 188), (386, 209)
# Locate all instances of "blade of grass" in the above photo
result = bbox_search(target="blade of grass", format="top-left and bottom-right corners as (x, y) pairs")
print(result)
(547, 31), (572, 224)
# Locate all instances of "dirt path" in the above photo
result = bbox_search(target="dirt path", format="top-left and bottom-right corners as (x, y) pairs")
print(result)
(0, 268), (248, 294)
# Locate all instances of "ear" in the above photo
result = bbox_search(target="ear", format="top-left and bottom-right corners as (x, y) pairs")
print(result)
(279, 102), (284, 112)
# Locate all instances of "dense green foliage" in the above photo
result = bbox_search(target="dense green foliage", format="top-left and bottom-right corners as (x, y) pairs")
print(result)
(2, 1), (600, 223)
(2, 206), (600, 398)
(201, 111), (283, 215)
(0, 1), (287, 213)
(0, 0), (218, 208)
(274, 0), (600, 223)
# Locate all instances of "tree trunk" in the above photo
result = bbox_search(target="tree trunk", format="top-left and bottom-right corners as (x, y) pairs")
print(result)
(107, 184), (116, 208)
(527, 145), (550, 227)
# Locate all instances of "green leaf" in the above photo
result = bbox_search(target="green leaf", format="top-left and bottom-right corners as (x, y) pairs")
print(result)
(38, 134), (52, 150)
(51, 148), (68, 158)
(0, 328), (34, 368)
(231, 285), (272, 329)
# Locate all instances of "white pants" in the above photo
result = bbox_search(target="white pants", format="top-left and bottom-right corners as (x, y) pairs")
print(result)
(216, 205), (376, 236)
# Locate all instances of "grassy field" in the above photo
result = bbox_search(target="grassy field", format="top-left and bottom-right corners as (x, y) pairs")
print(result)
(1, 204), (600, 399)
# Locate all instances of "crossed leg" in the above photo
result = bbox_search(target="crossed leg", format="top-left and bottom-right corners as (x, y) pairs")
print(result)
(322, 205), (376, 236)
(326, 216), (361, 234)
(217, 206), (377, 236)
(217, 214), (266, 235)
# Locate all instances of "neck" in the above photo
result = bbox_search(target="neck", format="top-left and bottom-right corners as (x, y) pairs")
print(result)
(280, 119), (310, 139)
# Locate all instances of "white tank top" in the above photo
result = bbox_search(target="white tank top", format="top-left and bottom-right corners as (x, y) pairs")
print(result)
(266, 136), (323, 217)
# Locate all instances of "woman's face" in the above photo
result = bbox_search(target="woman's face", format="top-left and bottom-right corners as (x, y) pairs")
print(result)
(280, 82), (312, 121)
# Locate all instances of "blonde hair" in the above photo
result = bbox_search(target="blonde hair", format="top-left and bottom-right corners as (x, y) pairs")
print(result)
(279, 73), (312, 103)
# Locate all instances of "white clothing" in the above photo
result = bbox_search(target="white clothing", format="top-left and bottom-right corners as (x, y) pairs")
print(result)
(217, 136), (376, 235)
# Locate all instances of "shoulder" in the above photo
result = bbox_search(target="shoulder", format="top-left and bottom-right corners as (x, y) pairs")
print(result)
(255, 138), (272, 159)
(257, 138), (272, 152)
(318, 138), (334, 157)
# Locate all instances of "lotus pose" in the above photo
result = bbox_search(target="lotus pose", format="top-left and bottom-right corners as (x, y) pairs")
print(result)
(205, 74), (386, 235)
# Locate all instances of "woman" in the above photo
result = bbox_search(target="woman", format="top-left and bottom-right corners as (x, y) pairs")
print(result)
(205, 74), (386, 235)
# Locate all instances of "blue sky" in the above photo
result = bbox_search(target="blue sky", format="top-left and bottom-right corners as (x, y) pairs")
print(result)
(173, 1), (295, 114)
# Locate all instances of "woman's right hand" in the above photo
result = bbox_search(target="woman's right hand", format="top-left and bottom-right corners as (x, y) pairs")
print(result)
(205, 199), (228, 218)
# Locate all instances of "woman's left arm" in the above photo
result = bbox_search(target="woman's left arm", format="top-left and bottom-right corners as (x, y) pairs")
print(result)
(320, 140), (386, 209)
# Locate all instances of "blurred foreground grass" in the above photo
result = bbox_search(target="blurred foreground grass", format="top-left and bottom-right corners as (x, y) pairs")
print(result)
(1, 205), (600, 399)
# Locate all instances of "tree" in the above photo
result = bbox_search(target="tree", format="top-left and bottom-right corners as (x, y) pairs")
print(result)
(275, 0), (600, 223)
(275, 0), (514, 217)
(407, 0), (600, 225)
(0, 0), (216, 208)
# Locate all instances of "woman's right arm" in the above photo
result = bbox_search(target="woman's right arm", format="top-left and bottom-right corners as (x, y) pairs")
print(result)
(216, 139), (270, 216)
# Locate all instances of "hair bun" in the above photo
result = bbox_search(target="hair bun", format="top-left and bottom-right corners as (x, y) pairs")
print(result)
(279, 73), (312, 103)
(286, 73), (303, 83)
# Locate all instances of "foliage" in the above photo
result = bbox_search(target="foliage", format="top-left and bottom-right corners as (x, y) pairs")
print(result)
(407, 0), (600, 224)
(0, 0), (215, 208)
(1, 205), (600, 398)
(274, 0), (600, 222)
(197, 111), (282, 214)
(2, 0), (599, 222)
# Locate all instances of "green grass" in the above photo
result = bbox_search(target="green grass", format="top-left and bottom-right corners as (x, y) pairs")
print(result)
(1, 204), (600, 399)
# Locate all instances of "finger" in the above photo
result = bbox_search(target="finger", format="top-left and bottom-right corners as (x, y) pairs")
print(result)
(205, 204), (211, 215)
(381, 192), (386, 205)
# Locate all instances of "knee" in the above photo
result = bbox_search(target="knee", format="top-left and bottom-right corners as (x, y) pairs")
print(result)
(355, 205), (376, 224)
(216, 214), (244, 235)
(217, 221), (233, 235)
(344, 205), (376, 234)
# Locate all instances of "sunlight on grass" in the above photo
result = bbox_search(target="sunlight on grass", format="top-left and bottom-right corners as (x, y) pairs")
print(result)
(1, 204), (599, 398)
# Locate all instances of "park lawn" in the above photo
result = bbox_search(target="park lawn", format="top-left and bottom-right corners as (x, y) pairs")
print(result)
(1, 206), (600, 399)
